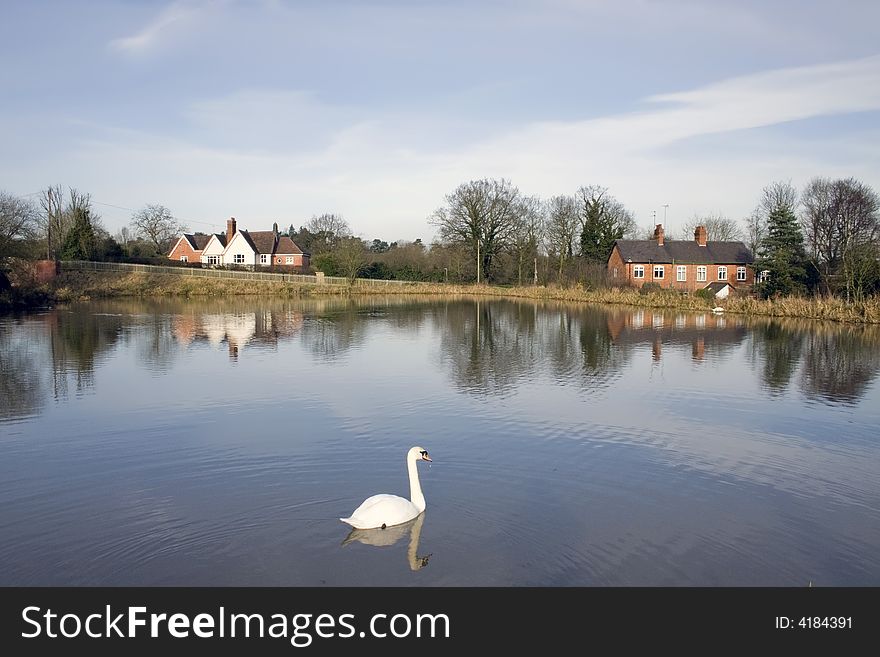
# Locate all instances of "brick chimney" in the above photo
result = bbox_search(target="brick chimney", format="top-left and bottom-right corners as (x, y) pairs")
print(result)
(226, 217), (237, 241)
(653, 223), (665, 246)
(694, 225), (708, 246)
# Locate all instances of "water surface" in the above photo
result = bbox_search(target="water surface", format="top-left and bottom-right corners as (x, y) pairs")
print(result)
(1, 296), (878, 585)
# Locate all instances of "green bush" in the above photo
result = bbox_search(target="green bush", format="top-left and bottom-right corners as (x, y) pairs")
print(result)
(639, 282), (661, 295)
(695, 288), (716, 302)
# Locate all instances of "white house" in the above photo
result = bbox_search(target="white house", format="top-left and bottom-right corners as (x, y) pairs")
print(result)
(200, 233), (227, 266)
(223, 227), (258, 267)
(185, 217), (310, 269)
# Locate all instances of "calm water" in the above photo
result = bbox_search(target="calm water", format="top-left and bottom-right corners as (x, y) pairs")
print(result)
(1, 296), (879, 586)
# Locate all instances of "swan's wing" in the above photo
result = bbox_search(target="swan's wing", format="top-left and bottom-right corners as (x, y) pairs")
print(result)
(340, 494), (419, 529)
(352, 494), (402, 513)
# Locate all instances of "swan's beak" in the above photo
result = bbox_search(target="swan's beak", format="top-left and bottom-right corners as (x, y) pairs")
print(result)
(422, 453), (432, 462)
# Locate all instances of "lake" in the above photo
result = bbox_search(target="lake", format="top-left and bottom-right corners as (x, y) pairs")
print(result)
(1, 296), (879, 585)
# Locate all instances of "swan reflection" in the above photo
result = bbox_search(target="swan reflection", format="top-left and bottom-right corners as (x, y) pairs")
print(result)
(342, 512), (431, 571)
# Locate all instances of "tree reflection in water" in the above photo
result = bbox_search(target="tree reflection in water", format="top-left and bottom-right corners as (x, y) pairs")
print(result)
(2, 298), (879, 423)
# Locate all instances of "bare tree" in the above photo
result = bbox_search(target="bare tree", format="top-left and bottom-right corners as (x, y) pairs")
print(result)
(802, 177), (880, 297)
(544, 195), (578, 280)
(510, 196), (543, 286)
(114, 226), (133, 246)
(745, 208), (765, 256)
(0, 192), (39, 259)
(748, 180), (799, 261)
(430, 178), (521, 283)
(305, 213), (351, 254)
(130, 204), (186, 254)
(37, 187), (101, 259)
(636, 224), (659, 240)
(762, 180), (799, 216)
(426, 240), (469, 283)
(335, 236), (369, 283)
(678, 213), (744, 241)
(39, 185), (66, 259)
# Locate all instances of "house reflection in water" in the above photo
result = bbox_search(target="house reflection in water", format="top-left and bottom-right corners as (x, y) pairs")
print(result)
(172, 309), (304, 359)
(606, 309), (746, 363)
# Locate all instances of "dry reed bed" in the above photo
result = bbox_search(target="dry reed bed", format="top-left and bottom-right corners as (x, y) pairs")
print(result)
(50, 271), (880, 324)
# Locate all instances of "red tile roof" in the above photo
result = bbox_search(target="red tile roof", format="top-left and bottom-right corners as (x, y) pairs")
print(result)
(275, 236), (304, 255)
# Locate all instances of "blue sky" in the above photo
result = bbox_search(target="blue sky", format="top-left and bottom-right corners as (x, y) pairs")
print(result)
(2, 0), (879, 241)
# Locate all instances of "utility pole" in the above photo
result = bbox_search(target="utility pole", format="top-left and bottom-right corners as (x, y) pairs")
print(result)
(476, 240), (480, 284)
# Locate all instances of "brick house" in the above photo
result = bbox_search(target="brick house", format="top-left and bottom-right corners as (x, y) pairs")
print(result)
(168, 233), (212, 263)
(171, 218), (310, 270)
(607, 224), (755, 293)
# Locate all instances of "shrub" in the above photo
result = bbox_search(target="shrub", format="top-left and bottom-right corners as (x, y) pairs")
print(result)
(639, 282), (661, 295)
(695, 288), (716, 302)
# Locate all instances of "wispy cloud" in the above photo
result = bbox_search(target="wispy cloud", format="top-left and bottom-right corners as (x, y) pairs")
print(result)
(109, 0), (220, 53)
(9, 55), (880, 239)
(474, 54), (880, 163)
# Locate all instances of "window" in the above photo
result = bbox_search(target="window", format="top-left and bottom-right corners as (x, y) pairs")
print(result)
(207, 255), (220, 265)
(286, 256), (294, 265)
(612, 267), (618, 278)
(633, 265), (644, 279)
(653, 265), (664, 279)
(233, 254), (245, 264)
(737, 266), (747, 281)
(759, 270), (770, 283)
(179, 255), (188, 262)
(717, 266), (727, 280)
(697, 266), (707, 282)
(260, 254), (268, 264)
(676, 265), (686, 282)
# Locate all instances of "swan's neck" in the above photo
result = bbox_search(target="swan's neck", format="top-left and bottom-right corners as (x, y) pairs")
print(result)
(408, 455), (426, 512)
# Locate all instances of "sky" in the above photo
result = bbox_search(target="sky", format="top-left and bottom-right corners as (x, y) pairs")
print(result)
(2, 0), (879, 242)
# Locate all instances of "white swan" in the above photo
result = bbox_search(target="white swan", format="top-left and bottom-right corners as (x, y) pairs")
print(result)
(340, 446), (431, 530)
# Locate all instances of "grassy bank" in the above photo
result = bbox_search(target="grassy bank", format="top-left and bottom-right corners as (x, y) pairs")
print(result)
(41, 270), (880, 324)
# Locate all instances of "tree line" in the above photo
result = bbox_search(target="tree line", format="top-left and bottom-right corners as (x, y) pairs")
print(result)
(2, 176), (877, 299)
(0, 187), (188, 264)
(751, 179), (879, 300)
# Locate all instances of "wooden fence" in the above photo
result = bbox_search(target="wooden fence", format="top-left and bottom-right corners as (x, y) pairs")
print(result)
(60, 260), (419, 288)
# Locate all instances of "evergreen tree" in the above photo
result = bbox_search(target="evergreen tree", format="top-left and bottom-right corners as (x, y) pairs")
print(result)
(756, 205), (810, 297)
(577, 187), (632, 262)
(59, 207), (97, 260)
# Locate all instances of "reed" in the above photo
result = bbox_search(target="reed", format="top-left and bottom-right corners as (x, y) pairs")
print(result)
(47, 271), (880, 324)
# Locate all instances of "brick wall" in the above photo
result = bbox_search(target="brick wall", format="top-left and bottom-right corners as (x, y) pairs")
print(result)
(273, 254), (309, 268)
(607, 246), (754, 291)
(168, 239), (201, 263)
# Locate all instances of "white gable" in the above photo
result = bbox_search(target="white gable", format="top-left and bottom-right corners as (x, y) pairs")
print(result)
(223, 231), (257, 266)
(201, 235), (226, 256)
